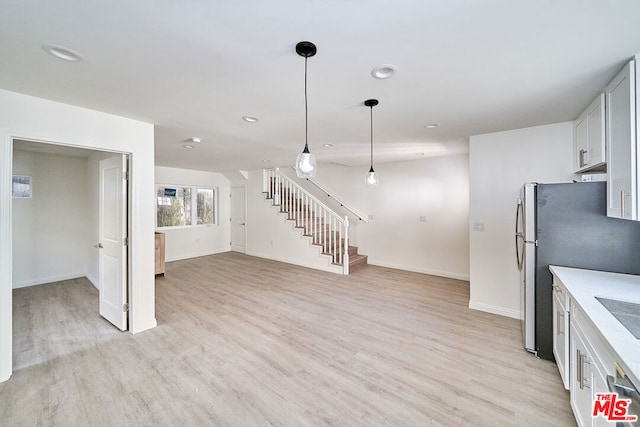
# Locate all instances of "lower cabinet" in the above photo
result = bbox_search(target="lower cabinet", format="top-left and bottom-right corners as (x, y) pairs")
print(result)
(551, 271), (618, 427)
(569, 316), (610, 427)
(552, 281), (570, 390)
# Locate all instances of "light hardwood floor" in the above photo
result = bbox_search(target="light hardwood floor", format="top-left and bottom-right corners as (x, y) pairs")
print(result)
(1, 252), (576, 426)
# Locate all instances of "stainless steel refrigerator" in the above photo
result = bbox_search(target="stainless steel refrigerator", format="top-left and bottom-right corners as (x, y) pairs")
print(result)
(515, 181), (640, 360)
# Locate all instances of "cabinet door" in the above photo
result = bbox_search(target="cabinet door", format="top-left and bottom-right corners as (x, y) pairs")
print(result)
(606, 60), (637, 220)
(552, 286), (569, 390)
(575, 113), (589, 171)
(575, 94), (606, 173)
(571, 322), (595, 427)
(586, 94), (605, 167)
(592, 367), (611, 427)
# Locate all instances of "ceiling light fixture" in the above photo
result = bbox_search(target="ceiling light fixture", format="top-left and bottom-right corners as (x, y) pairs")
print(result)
(371, 64), (397, 79)
(41, 44), (83, 62)
(242, 116), (259, 123)
(425, 123), (439, 129)
(322, 143), (333, 148)
(364, 98), (379, 188)
(294, 41), (317, 178)
(189, 137), (202, 143)
(182, 144), (195, 149)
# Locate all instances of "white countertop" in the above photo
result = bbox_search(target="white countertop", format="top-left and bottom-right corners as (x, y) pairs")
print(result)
(549, 265), (640, 385)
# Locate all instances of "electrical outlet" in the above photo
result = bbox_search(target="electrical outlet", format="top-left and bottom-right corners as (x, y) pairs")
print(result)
(473, 222), (485, 232)
(368, 214), (374, 221)
(419, 216), (427, 222)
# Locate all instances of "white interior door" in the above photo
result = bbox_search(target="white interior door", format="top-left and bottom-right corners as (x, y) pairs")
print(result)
(230, 185), (246, 252)
(98, 155), (128, 330)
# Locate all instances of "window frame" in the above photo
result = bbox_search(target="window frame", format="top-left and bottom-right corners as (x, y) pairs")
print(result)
(155, 184), (218, 229)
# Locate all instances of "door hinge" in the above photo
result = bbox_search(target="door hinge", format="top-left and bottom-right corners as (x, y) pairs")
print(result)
(123, 171), (129, 180)
(123, 237), (128, 246)
(123, 303), (129, 312)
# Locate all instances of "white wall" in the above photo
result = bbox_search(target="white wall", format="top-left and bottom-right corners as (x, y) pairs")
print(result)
(248, 154), (470, 279)
(12, 150), (89, 288)
(368, 157), (469, 278)
(468, 122), (575, 318)
(155, 166), (231, 261)
(0, 89), (156, 383)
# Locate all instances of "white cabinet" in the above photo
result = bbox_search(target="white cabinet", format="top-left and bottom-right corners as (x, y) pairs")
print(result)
(552, 280), (570, 390)
(606, 58), (638, 220)
(550, 269), (622, 427)
(570, 315), (610, 427)
(574, 94), (606, 173)
(568, 299), (620, 427)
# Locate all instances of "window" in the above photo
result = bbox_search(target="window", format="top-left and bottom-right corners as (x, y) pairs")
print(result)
(156, 185), (217, 228)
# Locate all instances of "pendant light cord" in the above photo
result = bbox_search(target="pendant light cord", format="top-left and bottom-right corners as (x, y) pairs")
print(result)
(370, 105), (374, 168)
(304, 54), (309, 150)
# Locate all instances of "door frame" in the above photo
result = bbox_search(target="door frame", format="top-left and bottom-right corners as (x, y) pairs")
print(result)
(230, 184), (247, 253)
(1, 135), (133, 379)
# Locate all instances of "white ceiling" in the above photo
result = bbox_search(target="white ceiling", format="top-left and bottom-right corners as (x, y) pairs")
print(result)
(2, 1), (640, 173)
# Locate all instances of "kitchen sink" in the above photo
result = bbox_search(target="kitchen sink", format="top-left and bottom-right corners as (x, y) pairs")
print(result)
(596, 297), (640, 339)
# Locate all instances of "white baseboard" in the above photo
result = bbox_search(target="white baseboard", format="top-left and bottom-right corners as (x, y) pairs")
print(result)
(367, 259), (470, 281)
(131, 317), (158, 334)
(468, 300), (522, 319)
(12, 272), (86, 289)
(245, 250), (343, 275)
(86, 272), (98, 289)
(165, 248), (230, 263)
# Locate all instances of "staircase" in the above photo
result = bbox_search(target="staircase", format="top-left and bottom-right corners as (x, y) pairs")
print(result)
(263, 168), (367, 274)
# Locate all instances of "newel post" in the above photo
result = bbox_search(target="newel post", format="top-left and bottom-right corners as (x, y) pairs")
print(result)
(343, 216), (350, 275)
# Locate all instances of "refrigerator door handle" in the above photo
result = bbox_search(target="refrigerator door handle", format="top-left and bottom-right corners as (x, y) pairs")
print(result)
(515, 199), (524, 270)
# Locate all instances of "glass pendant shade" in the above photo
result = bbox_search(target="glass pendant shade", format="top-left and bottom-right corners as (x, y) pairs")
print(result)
(296, 144), (317, 178)
(365, 166), (378, 188)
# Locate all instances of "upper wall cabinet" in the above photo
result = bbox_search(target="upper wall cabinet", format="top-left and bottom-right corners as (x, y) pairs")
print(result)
(606, 58), (638, 220)
(574, 94), (605, 173)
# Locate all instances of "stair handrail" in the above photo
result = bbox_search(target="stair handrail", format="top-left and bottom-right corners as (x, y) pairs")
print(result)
(286, 167), (369, 223)
(264, 168), (345, 225)
(263, 168), (350, 273)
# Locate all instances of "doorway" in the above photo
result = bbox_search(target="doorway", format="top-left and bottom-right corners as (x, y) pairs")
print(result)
(230, 185), (246, 253)
(11, 140), (131, 368)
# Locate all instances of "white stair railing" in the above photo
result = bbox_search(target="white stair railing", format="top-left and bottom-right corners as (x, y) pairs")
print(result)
(263, 168), (350, 274)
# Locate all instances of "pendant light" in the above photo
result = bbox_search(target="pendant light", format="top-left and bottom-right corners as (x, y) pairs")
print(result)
(364, 99), (379, 188)
(295, 41), (317, 178)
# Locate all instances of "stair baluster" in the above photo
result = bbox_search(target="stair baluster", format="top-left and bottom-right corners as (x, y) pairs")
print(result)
(262, 168), (363, 274)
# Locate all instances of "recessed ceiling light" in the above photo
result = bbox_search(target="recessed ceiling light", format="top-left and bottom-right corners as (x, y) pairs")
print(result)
(425, 123), (439, 129)
(371, 64), (397, 79)
(189, 137), (202, 143)
(262, 159), (270, 163)
(242, 116), (259, 123)
(41, 44), (83, 62)
(182, 144), (195, 149)
(322, 143), (333, 147)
